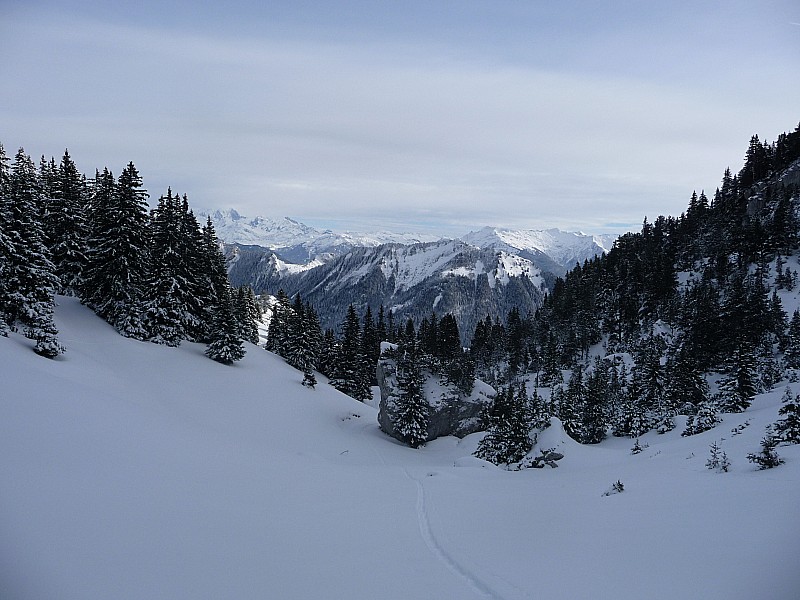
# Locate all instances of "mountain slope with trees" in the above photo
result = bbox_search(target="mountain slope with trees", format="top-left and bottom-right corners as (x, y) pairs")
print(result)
(0, 143), (261, 363)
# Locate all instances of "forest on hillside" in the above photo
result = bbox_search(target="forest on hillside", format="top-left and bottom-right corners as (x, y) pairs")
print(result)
(3, 124), (800, 466)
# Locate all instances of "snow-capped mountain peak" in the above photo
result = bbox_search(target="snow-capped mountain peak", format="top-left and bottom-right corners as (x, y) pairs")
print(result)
(462, 226), (615, 272)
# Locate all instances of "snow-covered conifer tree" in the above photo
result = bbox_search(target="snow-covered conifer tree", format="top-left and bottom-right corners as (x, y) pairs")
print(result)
(747, 425), (784, 469)
(775, 392), (800, 444)
(475, 384), (533, 465)
(43, 150), (88, 295)
(392, 340), (429, 448)
(2, 148), (64, 357)
(205, 285), (245, 364)
(82, 163), (150, 338)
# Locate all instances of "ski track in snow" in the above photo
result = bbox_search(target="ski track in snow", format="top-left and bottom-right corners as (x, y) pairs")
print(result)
(402, 469), (529, 600)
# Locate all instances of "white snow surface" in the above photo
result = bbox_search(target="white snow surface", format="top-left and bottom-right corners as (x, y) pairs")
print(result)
(337, 240), (476, 293)
(442, 253), (544, 289)
(200, 209), (615, 273)
(463, 226), (616, 268)
(2, 298), (799, 600)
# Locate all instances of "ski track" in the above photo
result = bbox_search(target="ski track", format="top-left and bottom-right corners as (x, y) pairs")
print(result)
(402, 468), (527, 600)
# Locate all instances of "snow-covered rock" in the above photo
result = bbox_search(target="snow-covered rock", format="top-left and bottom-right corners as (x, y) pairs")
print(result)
(376, 353), (493, 444)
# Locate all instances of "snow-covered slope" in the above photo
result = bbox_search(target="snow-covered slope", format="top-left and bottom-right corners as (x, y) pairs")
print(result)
(1, 298), (798, 599)
(201, 209), (615, 275)
(462, 226), (616, 273)
(272, 240), (547, 336)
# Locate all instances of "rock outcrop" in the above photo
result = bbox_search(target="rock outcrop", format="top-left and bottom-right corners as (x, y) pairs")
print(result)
(376, 353), (494, 445)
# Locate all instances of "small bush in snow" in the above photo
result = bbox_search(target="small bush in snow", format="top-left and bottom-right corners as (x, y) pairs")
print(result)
(747, 426), (784, 470)
(603, 480), (625, 496)
(630, 439), (648, 455)
(706, 441), (731, 472)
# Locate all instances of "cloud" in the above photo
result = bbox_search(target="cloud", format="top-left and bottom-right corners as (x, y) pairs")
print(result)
(2, 4), (799, 237)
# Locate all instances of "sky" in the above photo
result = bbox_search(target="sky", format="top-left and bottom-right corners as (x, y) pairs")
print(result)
(1, 1), (799, 236)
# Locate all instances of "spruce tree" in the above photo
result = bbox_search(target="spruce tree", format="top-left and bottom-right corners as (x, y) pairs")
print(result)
(205, 285), (245, 364)
(266, 290), (291, 356)
(718, 346), (757, 413)
(45, 149), (88, 295)
(747, 426), (784, 469)
(234, 286), (261, 346)
(330, 305), (371, 401)
(197, 216), (233, 341)
(560, 366), (586, 441)
(784, 310), (800, 368)
(142, 189), (188, 346)
(529, 384), (552, 431)
(2, 148), (64, 357)
(775, 392), (800, 444)
(361, 306), (379, 375)
(682, 397), (721, 436)
(581, 358), (609, 443)
(0, 143), (14, 332)
(82, 163), (150, 338)
(475, 384), (533, 465)
(392, 339), (429, 447)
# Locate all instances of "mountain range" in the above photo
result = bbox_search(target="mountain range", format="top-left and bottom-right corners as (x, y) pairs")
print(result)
(200, 209), (618, 335)
(199, 209), (616, 274)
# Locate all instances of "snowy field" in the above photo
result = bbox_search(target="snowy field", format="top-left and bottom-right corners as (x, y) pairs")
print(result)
(1, 298), (799, 599)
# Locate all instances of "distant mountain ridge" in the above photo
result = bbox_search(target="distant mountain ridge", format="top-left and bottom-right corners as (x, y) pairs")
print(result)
(206, 208), (617, 335)
(198, 209), (442, 264)
(200, 208), (616, 274)
(257, 239), (549, 339)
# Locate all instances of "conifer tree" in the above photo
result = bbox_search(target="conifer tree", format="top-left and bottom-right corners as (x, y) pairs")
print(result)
(199, 216), (231, 342)
(2, 148), (64, 357)
(284, 293), (307, 369)
(361, 306), (379, 383)
(244, 287), (263, 344)
(529, 384), (552, 431)
(391, 338), (429, 448)
(560, 366), (586, 441)
(317, 328), (337, 378)
(775, 392), (800, 444)
(204, 285), (245, 364)
(142, 189), (189, 346)
(82, 163), (150, 338)
(784, 310), (800, 369)
(581, 358), (609, 443)
(682, 397), (721, 436)
(45, 149), (88, 295)
(376, 305), (388, 345)
(718, 346), (757, 413)
(265, 290), (291, 356)
(174, 197), (207, 340)
(475, 384), (532, 465)
(706, 441), (730, 473)
(0, 143), (14, 334)
(661, 345), (704, 432)
(235, 286), (261, 345)
(331, 305), (371, 401)
(747, 425), (783, 469)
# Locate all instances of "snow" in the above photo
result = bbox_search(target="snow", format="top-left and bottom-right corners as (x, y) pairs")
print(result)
(199, 209), (441, 252)
(442, 254), (543, 289)
(463, 226), (615, 269)
(2, 298), (799, 599)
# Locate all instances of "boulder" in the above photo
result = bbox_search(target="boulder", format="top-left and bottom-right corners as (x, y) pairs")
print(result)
(376, 355), (494, 445)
